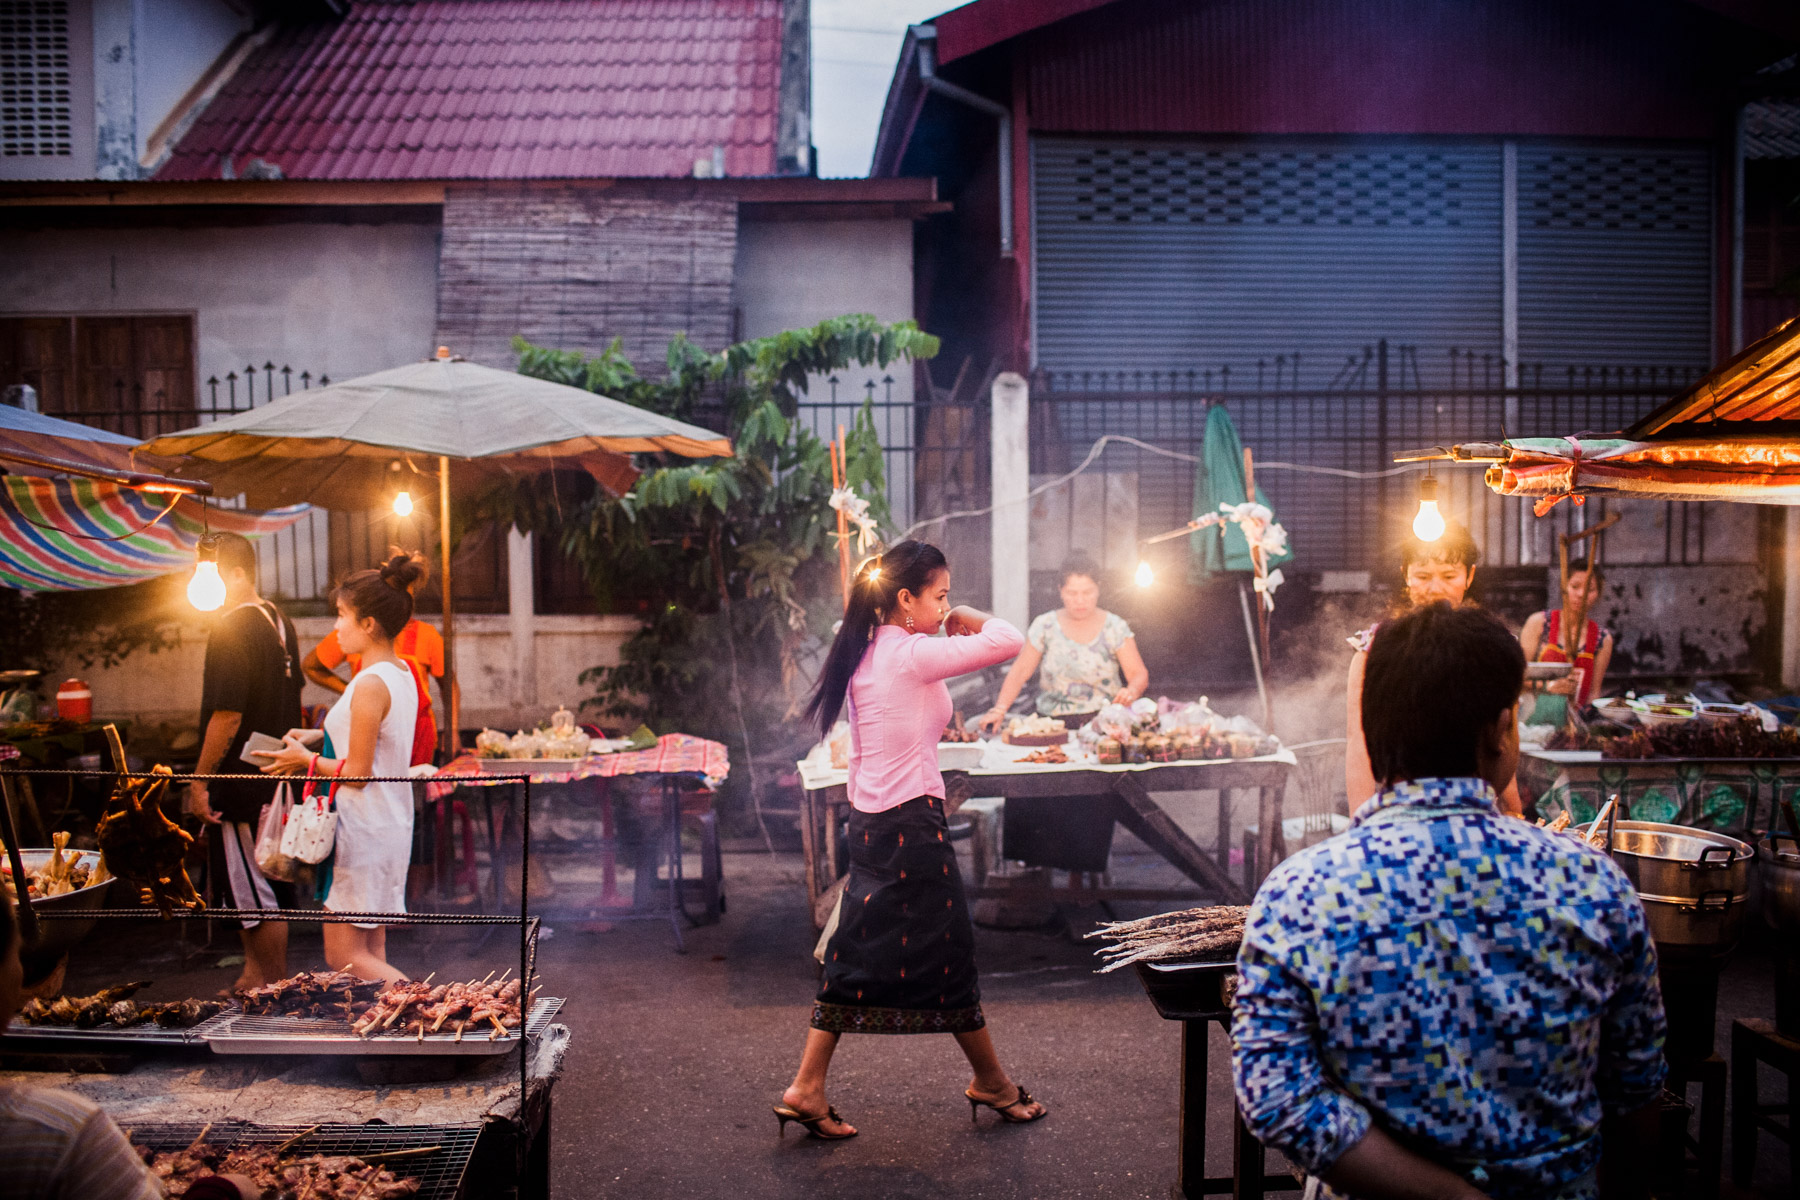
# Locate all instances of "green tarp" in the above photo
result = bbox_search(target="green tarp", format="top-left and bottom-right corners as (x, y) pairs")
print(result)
(1190, 405), (1293, 580)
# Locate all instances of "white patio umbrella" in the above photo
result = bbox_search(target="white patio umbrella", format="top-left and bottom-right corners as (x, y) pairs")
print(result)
(140, 350), (732, 744)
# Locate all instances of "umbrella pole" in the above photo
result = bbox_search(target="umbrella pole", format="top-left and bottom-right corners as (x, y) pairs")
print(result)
(1242, 448), (1271, 667)
(439, 456), (458, 757)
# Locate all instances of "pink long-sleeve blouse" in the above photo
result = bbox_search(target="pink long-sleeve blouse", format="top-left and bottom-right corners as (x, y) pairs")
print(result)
(844, 618), (1024, 814)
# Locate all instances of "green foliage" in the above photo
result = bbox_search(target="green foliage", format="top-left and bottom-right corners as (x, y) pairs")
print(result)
(507, 315), (939, 794)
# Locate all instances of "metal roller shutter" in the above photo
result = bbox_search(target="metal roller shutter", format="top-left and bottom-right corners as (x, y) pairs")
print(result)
(1516, 143), (1713, 374)
(1032, 138), (1504, 383)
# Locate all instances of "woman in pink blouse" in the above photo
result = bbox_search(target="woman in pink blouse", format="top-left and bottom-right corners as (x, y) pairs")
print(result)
(774, 541), (1047, 1139)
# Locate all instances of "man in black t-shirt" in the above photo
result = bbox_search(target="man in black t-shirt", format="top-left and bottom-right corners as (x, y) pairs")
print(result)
(187, 532), (303, 991)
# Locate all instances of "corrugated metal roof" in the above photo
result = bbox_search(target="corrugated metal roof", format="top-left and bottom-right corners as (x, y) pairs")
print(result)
(1628, 314), (1800, 436)
(157, 0), (783, 181)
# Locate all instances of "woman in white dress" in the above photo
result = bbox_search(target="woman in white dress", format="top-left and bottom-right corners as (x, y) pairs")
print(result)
(259, 554), (422, 982)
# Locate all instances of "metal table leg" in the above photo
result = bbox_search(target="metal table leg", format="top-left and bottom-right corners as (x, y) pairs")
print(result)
(665, 779), (686, 953)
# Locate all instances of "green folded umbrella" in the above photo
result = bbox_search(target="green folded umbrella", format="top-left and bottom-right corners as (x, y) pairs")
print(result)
(1190, 404), (1292, 581)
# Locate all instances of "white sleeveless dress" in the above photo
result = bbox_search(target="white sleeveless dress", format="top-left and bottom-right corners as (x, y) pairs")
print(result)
(321, 659), (418, 924)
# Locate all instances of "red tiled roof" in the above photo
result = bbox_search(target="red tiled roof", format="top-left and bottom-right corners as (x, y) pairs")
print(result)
(157, 0), (783, 181)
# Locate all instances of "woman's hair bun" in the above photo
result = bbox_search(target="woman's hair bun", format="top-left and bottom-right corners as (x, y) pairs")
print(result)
(379, 551), (427, 592)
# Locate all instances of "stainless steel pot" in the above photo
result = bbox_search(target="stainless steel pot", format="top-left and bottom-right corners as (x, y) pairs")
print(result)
(8, 849), (114, 957)
(1576, 821), (1753, 950)
(1761, 835), (1800, 935)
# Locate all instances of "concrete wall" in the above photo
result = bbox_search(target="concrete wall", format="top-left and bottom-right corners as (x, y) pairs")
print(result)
(53, 612), (642, 738)
(0, 219), (442, 380)
(733, 217), (918, 523)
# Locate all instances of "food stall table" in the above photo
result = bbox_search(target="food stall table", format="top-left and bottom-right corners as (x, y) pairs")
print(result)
(0, 1024), (570, 1197)
(1518, 749), (1799, 839)
(796, 751), (1296, 924)
(429, 734), (729, 951)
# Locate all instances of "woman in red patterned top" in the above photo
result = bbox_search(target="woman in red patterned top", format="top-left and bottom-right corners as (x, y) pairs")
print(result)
(1518, 559), (1613, 727)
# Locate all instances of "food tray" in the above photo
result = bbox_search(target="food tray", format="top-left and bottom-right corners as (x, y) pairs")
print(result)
(6, 1004), (239, 1047)
(120, 1121), (481, 1200)
(1002, 731), (1068, 747)
(205, 996), (563, 1056)
(467, 757), (587, 773)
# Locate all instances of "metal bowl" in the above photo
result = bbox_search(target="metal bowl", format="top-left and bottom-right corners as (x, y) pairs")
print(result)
(1524, 661), (1572, 681)
(1760, 836), (1800, 934)
(6, 849), (114, 957)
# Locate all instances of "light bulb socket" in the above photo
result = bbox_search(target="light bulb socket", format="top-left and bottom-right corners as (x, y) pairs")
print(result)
(195, 532), (220, 564)
(1418, 475), (1438, 504)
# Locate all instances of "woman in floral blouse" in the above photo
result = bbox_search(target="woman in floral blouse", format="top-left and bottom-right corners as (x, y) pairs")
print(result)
(977, 553), (1149, 733)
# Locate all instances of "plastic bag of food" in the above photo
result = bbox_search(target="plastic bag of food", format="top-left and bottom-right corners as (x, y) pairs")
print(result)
(1093, 704), (1137, 740)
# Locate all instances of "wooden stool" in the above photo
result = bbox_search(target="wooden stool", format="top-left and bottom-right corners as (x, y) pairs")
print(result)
(1730, 1018), (1800, 1189)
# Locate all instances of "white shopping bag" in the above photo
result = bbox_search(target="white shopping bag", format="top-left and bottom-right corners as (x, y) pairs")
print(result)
(279, 776), (338, 864)
(254, 782), (301, 881)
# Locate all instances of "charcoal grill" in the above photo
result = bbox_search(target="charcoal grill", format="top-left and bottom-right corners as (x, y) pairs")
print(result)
(121, 1120), (481, 1200)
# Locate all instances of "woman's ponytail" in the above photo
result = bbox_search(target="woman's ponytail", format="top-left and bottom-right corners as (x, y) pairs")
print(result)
(804, 540), (948, 735)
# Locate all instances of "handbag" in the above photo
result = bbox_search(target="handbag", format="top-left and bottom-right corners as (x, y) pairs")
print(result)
(254, 782), (301, 881)
(280, 762), (339, 865)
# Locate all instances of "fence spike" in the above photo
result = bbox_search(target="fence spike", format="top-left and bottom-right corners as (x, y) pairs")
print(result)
(319, 374), (329, 386)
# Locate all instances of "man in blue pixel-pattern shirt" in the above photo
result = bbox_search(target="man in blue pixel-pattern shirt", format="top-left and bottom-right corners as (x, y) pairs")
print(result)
(1232, 604), (1666, 1200)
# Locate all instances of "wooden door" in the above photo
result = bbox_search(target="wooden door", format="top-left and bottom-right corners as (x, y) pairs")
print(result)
(0, 317), (76, 412)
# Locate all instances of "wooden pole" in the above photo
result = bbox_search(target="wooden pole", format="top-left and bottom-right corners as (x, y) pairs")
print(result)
(833, 426), (851, 603)
(439, 455), (458, 756)
(1243, 447), (1271, 669)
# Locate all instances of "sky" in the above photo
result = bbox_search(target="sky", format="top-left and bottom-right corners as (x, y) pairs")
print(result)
(811, 0), (953, 178)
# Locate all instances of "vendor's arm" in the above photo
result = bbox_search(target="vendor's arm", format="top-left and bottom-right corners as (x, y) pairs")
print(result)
(1589, 632), (1613, 702)
(1346, 650), (1377, 812)
(977, 645), (1042, 734)
(1233, 910), (1488, 1200)
(1518, 611), (1545, 662)
(187, 709), (239, 824)
(909, 608), (1024, 683)
(302, 629), (350, 695)
(1113, 636), (1149, 706)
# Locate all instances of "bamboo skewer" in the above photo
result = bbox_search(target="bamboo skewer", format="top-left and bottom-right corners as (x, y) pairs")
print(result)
(274, 1125), (320, 1154)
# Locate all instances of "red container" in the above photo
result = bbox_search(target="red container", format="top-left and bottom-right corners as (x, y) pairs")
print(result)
(55, 678), (92, 722)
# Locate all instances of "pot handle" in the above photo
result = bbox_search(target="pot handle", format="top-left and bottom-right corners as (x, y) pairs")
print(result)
(1693, 845), (1736, 869)
(1678, 888), (1737, 913)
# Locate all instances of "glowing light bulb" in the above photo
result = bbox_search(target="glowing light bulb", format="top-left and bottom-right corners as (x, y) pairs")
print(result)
(868, 566), (881, 582)
(1412, 476), (1446, 542)
(188, 560), (226, 611)
(1135, 559), (1155, 588)
(392, 490), (414, 517)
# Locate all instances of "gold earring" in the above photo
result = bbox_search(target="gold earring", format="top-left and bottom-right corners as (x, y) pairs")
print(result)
(906, 614), (915, 632)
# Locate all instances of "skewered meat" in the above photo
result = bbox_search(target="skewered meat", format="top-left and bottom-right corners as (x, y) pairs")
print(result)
(96, 766), (203, 917)
(236, 970), (381, 1017)
(1086, 905), (1251, 972)
(17, 981), (149, 1026)
(16, 983), (226, 1030)
(137, 1127), (422, 1199)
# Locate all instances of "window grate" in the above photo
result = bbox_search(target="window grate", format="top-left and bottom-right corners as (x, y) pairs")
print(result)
(0, 0), (73, 158)
(1067, 147), (1478, 228)
(1524, 152), (1707, 233)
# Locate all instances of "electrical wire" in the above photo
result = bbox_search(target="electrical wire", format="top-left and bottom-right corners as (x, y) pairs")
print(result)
(11, 491), (184, 541)
(899, 433), (1426, 539)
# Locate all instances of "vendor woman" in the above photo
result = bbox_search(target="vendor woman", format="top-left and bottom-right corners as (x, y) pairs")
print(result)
(1518, 557), (1612, 727)
(1346, 521), (1524, 817)
(976, 553), (1148, 734)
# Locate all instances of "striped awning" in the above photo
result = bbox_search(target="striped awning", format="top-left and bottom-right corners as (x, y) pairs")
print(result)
(0, 477), (308, 592)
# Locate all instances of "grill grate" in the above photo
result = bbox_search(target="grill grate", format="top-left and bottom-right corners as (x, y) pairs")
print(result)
(206, 997), (563, 1057)
(121, 1121), (481, 1200)
(6, 1005), (238, 1047)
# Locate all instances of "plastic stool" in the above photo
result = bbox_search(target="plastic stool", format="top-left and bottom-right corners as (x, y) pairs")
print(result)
(1731, 1018), (1800, 1189)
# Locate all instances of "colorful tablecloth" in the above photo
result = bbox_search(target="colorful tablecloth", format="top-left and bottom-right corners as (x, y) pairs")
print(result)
(427, 733), (729, 799)
(1519, 750), (1799, 839)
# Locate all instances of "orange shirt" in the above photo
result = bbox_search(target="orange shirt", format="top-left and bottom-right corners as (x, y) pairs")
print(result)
(315, 619), (445, 685)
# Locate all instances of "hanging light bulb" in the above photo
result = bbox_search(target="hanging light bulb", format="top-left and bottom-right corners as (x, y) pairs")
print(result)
(1412, 475), (1447, 543)
(1135, 559), (1155, 588)
(188, 535), (226, 611)
(392, 490), (414, 517)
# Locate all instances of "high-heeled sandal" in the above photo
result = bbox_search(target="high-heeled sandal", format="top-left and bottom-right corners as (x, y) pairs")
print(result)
(966, 1084), (1047, 1124)
(772, 1103), (858, 1140)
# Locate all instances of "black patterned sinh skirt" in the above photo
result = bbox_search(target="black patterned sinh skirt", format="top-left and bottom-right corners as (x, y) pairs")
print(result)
(812, 794), (986, 1036)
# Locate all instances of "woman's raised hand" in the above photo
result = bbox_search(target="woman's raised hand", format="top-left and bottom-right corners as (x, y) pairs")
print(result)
(943, 605), (986, 637)
(255, 733), (316, 776)
(975, 708), (1007, 735)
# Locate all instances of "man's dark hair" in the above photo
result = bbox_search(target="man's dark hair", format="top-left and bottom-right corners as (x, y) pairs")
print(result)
(214, 531), (258, 580)
(1363, 603), (1524, 783)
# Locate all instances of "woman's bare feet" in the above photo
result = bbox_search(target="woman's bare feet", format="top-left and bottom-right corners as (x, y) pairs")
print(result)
(965, 1079), (1048, 1123)
(778, 1085), (858, 1137)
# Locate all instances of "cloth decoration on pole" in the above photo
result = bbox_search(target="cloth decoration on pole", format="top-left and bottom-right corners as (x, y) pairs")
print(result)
(1191, 405), (1293, 579)
(0, 477), (307, 591)
(828, 486), (881, 557)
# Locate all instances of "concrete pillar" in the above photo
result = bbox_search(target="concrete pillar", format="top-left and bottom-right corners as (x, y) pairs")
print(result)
(507, 529), (537, 710)
(91, 0), (136, 179)
(1784, 510), (1800, 689)
(990, 372), (1030, 629)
